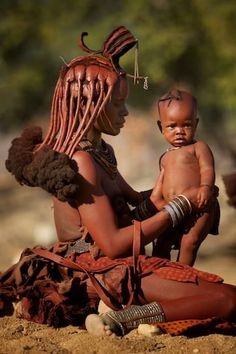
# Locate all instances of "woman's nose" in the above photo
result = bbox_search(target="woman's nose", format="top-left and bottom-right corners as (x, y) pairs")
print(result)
(122, 106), (129, 116)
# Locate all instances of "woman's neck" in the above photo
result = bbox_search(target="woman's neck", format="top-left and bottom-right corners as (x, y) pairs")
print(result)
(86, 127), (103, 149)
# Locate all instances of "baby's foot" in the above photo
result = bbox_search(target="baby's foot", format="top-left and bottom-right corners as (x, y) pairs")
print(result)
(85, 314), (117, 337)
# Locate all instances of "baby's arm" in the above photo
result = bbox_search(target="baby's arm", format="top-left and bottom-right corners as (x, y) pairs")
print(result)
(195, 141), (215, 207)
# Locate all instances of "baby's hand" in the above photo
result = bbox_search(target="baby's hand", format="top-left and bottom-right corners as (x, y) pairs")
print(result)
(197, 185), (212, 208)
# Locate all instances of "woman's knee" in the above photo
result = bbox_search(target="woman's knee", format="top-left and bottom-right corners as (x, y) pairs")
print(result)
(217, 286), (236, 319)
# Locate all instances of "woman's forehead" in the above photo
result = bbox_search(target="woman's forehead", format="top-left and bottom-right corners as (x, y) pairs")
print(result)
(112, 77), (128, 99)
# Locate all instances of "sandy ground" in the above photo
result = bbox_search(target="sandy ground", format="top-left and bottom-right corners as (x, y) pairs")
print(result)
(0, 116), (236, 353)
(0, 315), (236, 354)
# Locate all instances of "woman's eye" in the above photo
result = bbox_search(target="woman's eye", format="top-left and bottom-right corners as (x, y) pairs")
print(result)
(113, 100), (122, 107)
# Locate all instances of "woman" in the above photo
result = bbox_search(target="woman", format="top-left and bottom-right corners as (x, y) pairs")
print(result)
(1, 26), (236, 336)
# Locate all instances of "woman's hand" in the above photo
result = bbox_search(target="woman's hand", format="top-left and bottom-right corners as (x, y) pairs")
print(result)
(150, 169), (165, 210)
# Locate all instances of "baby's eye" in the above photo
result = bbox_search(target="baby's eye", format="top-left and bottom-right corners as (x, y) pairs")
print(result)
(167, 125), (175, 130)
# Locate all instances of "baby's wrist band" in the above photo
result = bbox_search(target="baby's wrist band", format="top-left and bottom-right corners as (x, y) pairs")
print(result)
(163, 195), (192, 227)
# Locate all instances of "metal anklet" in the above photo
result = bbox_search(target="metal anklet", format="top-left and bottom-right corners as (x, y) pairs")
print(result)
(102, 302), (166, 336)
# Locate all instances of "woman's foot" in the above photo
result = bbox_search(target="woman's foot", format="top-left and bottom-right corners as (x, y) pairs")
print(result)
(98, 300), (113, 315)
(85, 314), (118, 337)
(85, 314), (163, 337)
(138, 324), (163, 337)
(85, 302), (166, 337)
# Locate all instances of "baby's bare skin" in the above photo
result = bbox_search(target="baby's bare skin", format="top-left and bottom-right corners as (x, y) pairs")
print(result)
(156, 89), (217, 265)
(161, 143), (201, 201)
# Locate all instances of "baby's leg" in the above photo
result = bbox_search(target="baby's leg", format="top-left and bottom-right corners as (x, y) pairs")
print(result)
(177, 211), (214, 266)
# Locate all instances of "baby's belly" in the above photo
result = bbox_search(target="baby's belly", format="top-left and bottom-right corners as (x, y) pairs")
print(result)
(162, 170), (200, 201)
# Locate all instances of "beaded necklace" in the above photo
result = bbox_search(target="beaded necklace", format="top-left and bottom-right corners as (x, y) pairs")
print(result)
(79, 140), (118, 179)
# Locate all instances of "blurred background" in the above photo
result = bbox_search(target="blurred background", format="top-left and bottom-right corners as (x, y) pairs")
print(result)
(0, 0), (235, 283)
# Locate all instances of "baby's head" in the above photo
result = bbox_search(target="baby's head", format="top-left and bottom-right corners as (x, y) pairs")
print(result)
(157, 89), (198, 147)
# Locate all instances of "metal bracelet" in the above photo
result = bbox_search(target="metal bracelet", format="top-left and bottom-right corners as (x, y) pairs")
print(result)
(168, 200), (185, 222)
(163, 203), (178, 227)
(177, 194), (192, 213)
(134, 198), (158, 220)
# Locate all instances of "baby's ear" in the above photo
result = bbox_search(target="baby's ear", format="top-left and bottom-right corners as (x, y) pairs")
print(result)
(157, 120), (162, 133)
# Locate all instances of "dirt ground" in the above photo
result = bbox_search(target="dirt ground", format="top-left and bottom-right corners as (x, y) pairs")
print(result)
(0, 315), (236, 354)
(0, 117), (236, 353)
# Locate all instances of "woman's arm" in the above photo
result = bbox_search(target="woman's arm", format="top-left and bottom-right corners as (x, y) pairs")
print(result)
(117, 172), (142, 206)
(73, 151), (171, 259)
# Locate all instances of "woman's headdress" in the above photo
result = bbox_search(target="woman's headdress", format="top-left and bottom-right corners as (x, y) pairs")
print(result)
(6, 26), (145, 201)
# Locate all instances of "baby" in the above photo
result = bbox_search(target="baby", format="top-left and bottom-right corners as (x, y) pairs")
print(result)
(153, 88), (220, 266)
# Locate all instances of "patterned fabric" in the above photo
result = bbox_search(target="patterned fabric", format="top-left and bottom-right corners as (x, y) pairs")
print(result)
(0, 241), (224, 330)
(155, 318), (236, 336)
(1, 240), (235, 336)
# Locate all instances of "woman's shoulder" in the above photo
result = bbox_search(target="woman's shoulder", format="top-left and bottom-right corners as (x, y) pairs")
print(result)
(72, 149), (94, 165)
(72, 150), (99, 181)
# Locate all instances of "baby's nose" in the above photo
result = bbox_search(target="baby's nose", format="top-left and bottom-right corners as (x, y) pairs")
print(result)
(176, 127), (184, 133)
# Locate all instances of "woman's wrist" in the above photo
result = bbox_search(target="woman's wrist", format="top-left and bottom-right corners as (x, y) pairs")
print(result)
(162, 195), (192, 228)
(133, 197), (159, 221)
(150, 194), (166, 210)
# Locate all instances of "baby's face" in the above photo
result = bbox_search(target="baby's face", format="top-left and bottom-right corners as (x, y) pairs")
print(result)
(158, 100), (198, 147)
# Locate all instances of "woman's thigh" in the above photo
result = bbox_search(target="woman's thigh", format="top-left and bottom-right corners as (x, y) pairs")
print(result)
(140, 273), (235, 303)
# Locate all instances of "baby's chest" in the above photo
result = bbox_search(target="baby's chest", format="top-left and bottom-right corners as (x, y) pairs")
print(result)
(162, 148), (197, 168)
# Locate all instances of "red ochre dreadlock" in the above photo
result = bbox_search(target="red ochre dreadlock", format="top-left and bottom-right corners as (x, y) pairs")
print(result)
(5, 26), (138, 201)
(37, 26), (138, 158)
(39, 56), (118, 158)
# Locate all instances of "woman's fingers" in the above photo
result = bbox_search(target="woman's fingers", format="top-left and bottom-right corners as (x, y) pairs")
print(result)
(152, 169), (164, 195)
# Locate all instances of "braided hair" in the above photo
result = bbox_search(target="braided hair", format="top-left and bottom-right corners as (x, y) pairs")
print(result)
(6, 26), (138, 201)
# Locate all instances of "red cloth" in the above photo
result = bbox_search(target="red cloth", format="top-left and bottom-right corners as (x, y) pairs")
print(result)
(155, 318), (236, 336)
(0, 244), (233, 336)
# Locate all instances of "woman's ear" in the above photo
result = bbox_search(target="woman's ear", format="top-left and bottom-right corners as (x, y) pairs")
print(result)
(157, 120), (162, 133)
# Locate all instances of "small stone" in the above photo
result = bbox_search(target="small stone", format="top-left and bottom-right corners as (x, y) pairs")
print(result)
(193, 349), (199, 353)
(15, 325), (24, 332)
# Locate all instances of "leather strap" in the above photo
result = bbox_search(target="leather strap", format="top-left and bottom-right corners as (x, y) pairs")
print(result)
(32, 248), (121, 310)
(132, 220), (141, 276)
(32, 222), (143, 311)
(124, 220), (142, 308)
